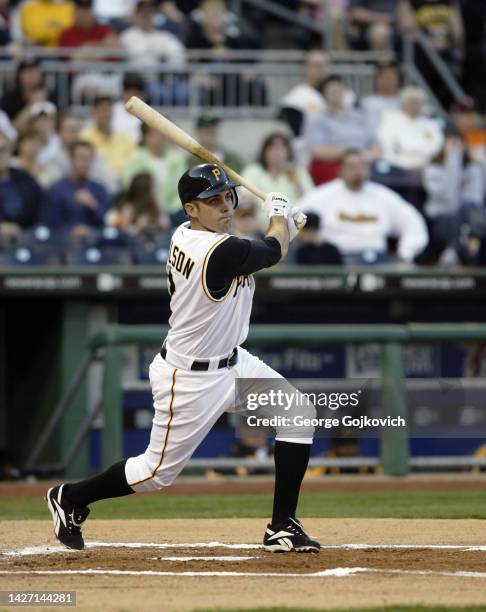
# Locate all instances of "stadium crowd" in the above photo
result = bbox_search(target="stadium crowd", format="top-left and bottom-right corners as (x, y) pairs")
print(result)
(0, 0), (485, 266)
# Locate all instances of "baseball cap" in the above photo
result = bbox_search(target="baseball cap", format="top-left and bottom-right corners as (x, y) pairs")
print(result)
(29, 101), (57, 118)
(74, 0), (93, 7)
(196, 113), (221, 128)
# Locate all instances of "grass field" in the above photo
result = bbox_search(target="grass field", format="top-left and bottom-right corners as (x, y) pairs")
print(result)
(2, 489), (486, 520)
(2, 481), (486, 611)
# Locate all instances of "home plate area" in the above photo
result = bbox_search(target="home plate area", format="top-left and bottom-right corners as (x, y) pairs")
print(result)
(3, 542), (486, 578)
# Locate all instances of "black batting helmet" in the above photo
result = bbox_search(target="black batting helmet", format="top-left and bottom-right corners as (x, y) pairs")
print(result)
(178, 163), (239, 211)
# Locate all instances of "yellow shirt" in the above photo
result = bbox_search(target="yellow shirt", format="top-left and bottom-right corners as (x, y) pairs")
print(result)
(81, 125), (136, 176)
(20, 0), (74, 47)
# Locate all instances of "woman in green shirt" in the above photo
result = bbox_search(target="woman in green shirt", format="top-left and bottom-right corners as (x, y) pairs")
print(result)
(241, 132), (314, 228)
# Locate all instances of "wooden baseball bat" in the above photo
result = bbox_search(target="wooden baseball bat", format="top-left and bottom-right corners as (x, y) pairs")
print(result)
(125, 96), (267, 202)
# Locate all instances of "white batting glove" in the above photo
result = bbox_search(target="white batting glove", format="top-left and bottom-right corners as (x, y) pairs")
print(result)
(287, 206), (307, 241)
(264, 192), (290, 220)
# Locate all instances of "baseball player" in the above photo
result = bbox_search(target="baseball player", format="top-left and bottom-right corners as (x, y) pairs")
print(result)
(46, 163), (321, 553)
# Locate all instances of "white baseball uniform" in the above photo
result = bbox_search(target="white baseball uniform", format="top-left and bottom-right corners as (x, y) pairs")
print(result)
(125, 222), (315, 492)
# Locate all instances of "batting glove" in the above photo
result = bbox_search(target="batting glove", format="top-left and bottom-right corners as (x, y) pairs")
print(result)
(264, 192), (290, 220)
(287, 206), (307, 241)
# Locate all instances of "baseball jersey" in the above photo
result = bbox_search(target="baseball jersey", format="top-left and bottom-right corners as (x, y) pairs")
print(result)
(165, 222), (280, 359)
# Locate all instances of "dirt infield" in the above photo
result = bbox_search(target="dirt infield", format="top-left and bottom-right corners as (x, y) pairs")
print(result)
(1, 518), (486, 611)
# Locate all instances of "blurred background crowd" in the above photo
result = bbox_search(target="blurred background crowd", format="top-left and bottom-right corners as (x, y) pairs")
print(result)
(0, 0), (485, 267)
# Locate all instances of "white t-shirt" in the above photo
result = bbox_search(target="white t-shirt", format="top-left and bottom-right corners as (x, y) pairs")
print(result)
(298, 178), (429, 261)
(377, 109), (444, 170)
(121, 27), (186, 66)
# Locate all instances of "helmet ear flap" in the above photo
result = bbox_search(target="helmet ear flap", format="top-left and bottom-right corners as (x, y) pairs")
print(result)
(232, 188), (239, 209)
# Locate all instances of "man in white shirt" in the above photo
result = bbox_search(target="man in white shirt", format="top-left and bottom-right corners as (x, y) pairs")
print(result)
(121, 0), (186, 67)
(298, 149), (428, 262)
(377, 86), (444, 170)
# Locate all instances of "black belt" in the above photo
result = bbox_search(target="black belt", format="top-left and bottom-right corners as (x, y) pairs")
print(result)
(160, 345), (238, 371)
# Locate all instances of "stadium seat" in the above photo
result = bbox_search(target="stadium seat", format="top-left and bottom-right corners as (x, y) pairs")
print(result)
(0, 246), (59, 266)
(64, 247), (133, 266)
(132, 246), (170, 265)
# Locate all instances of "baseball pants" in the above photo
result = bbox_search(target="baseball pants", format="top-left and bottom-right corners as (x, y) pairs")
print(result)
(125, 347), (315, 492)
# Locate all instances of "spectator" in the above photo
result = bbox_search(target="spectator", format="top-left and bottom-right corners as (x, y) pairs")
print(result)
(278, 50), (355, 137)
(13, 131), (57, 188)
(0, 131), (45, 243)
(422, 132), (484, 262)
(295, 212), (343, 265)
(304, 75), (378, 185)
(92, 0), (137, 28)
(298, 149), (429, 262)
(0, 58), (49, 132)
(186, 0), (257, 50)
(19, 0), (74, 46)
(81, 94), (136, 178)
(360, 61), (401, 137)
(42, 112), (118, 194)
(27, 101), (61, 166)
(107, 172), (169, 235)
(112, 73), (145, 143)
(398, 0), (464, 105)
(58, 0), (119, 58)
(157, 1), (188, 39)
(123, 123), (186, 222)
(186, 113), (246, 174)
(451, 98), (486, 164)
(377, 86), (444, 170)
(186, 0), (265, 107)
(347, 0), (397, 51)
(241, 132), (313, 228)
(47, 140), (111, 232)
(120, 0), (186, 66)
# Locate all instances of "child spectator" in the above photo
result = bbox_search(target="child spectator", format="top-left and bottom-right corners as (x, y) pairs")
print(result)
(123, 123), (186, 223)
(295, 212), (343, 265)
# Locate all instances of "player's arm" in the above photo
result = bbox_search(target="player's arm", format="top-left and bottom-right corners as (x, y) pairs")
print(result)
(205, 194), (306, 296)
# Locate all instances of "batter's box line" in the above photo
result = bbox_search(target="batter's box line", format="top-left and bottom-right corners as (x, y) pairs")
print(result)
(3, 542), (486, 558)
(2, 568), (486, 579)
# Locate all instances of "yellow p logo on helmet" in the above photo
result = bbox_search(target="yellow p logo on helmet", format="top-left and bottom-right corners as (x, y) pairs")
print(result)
(211, 167), (221, 181)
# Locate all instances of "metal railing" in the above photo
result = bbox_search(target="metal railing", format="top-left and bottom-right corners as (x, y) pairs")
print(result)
(0, 50), (383, 119)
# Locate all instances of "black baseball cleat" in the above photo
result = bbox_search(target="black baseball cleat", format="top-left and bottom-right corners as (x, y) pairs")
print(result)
(263, 517), (321, 553)
(45, 485), (90, 550)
